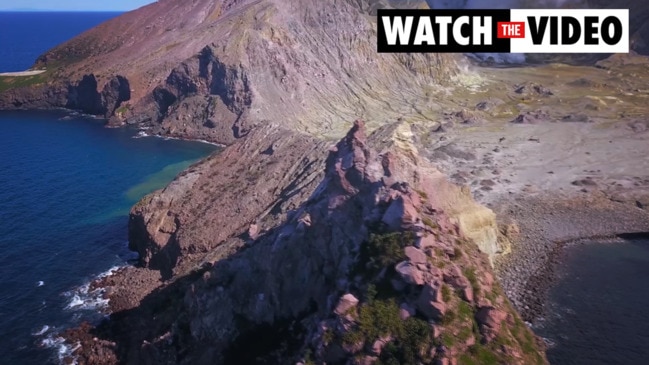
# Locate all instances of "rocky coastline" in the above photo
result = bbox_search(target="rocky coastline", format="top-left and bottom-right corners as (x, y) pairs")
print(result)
(1, 0), (649, 364)
(63, 120), (548, 365)
(493, 193), (649, 322)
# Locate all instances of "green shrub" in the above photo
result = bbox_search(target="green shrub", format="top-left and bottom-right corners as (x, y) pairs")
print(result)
(365, 232), (414, 271)
(399, 318), (432, 363)
(469, 344), (500, 365)
(375, 316), (433, 365)
(357, 299), (402, 342)
(463, 268), (479, 292)
(441, 284), (452, 302)
(457, 301), (473, 321)
(345, 297), (433, 365)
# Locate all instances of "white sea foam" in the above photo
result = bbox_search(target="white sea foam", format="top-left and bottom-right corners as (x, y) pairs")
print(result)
(64, 266), (120, 311)
(37, 281), (44, 287)
(154, 134), (224, 147)
(32, 325), (50, 336)
(132, 130), (150, 139)
(44, 266), (123, 363)
(41, 335), (79, 365)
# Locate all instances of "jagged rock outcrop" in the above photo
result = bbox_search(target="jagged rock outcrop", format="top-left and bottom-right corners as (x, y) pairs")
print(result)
(65, 74), (130, 116)
(0, 73), (130, 116)
(129, 122), (330, 278)
(112, 121), (545, 364)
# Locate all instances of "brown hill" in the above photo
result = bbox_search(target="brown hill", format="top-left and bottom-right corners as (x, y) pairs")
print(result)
(1, 0), (458, 145)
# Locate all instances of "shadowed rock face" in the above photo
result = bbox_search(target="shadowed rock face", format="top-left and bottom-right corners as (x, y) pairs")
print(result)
(122, 121), (545, 364)
(128, 122), (330, 279)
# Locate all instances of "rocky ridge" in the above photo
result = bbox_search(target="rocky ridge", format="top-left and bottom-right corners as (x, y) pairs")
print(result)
(66, 120), (546, 365)
(3, 0), (647, 363)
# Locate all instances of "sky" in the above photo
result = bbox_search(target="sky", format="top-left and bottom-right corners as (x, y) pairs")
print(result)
(0, 0), (156, 11)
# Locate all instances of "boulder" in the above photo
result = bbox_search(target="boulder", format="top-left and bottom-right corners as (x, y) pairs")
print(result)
(416, 234), (437, 249)
(461, 287), (474, 303)
(417, 282), (446, 320)
(443, 266), (471, 291)
(475, 306), (508, 342)
(400, 303), (416, 320)
(370, 336), (392, 356)
(405, 246), (428, 264)
(248, 224), (260, 240)
(395, 261), (425, 286)
(334, 294), (359, 316)
(511, 110), (551, 124)
(476, 307), (507, 329)
(382, 195), (419, 230)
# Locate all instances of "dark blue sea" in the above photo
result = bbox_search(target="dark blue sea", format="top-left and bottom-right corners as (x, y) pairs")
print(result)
(0, 12), (217, 364)
(535, 239), (649, 365)
(0, 12), (124, 73)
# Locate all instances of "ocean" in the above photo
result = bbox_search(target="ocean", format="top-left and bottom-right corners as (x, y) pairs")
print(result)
(0, 12), (217, 364)
(535, 239), (649, 365)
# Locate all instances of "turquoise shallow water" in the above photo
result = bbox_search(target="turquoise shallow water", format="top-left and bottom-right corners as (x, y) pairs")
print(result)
(0, 111), (216, 364)
(535, 239), (649, 365)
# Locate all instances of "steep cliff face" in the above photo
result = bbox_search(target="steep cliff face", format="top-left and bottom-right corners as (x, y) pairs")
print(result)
(178, 121), (540, 365)
(0, 74), (130, 116)
(88, 120), (544, 365)
(124, 0), (459, 144)
(128, 122), (330, 278)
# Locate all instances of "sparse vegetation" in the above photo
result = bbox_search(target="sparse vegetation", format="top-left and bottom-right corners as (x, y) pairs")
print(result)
(434, 248), (444, 257)
(441, 284), (452, 302)
(422, 217), (437, 230)
(463, 267), (479, 292)
(339, 211), (541, 364)
(344, 299), (402, 344)
(341, 284), (434, 365)
(303, 349), (316, 365)
(457, 301), (473, 321)
(116, 103), (131, 115)
(364, 232), (414, 272)
(0, 72), (49, 92)
(441, 308), (456, 325)
(322, 329), (334, 344)
(452, 247), (463, 260)
(441, 331), (457, 347)
(461, 344), (500, 365)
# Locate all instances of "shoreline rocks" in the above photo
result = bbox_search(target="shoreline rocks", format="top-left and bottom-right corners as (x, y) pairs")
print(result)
(493, 192), (649, 322)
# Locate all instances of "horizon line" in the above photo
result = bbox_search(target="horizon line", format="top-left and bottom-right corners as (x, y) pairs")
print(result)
(0, 9), (129, 12)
